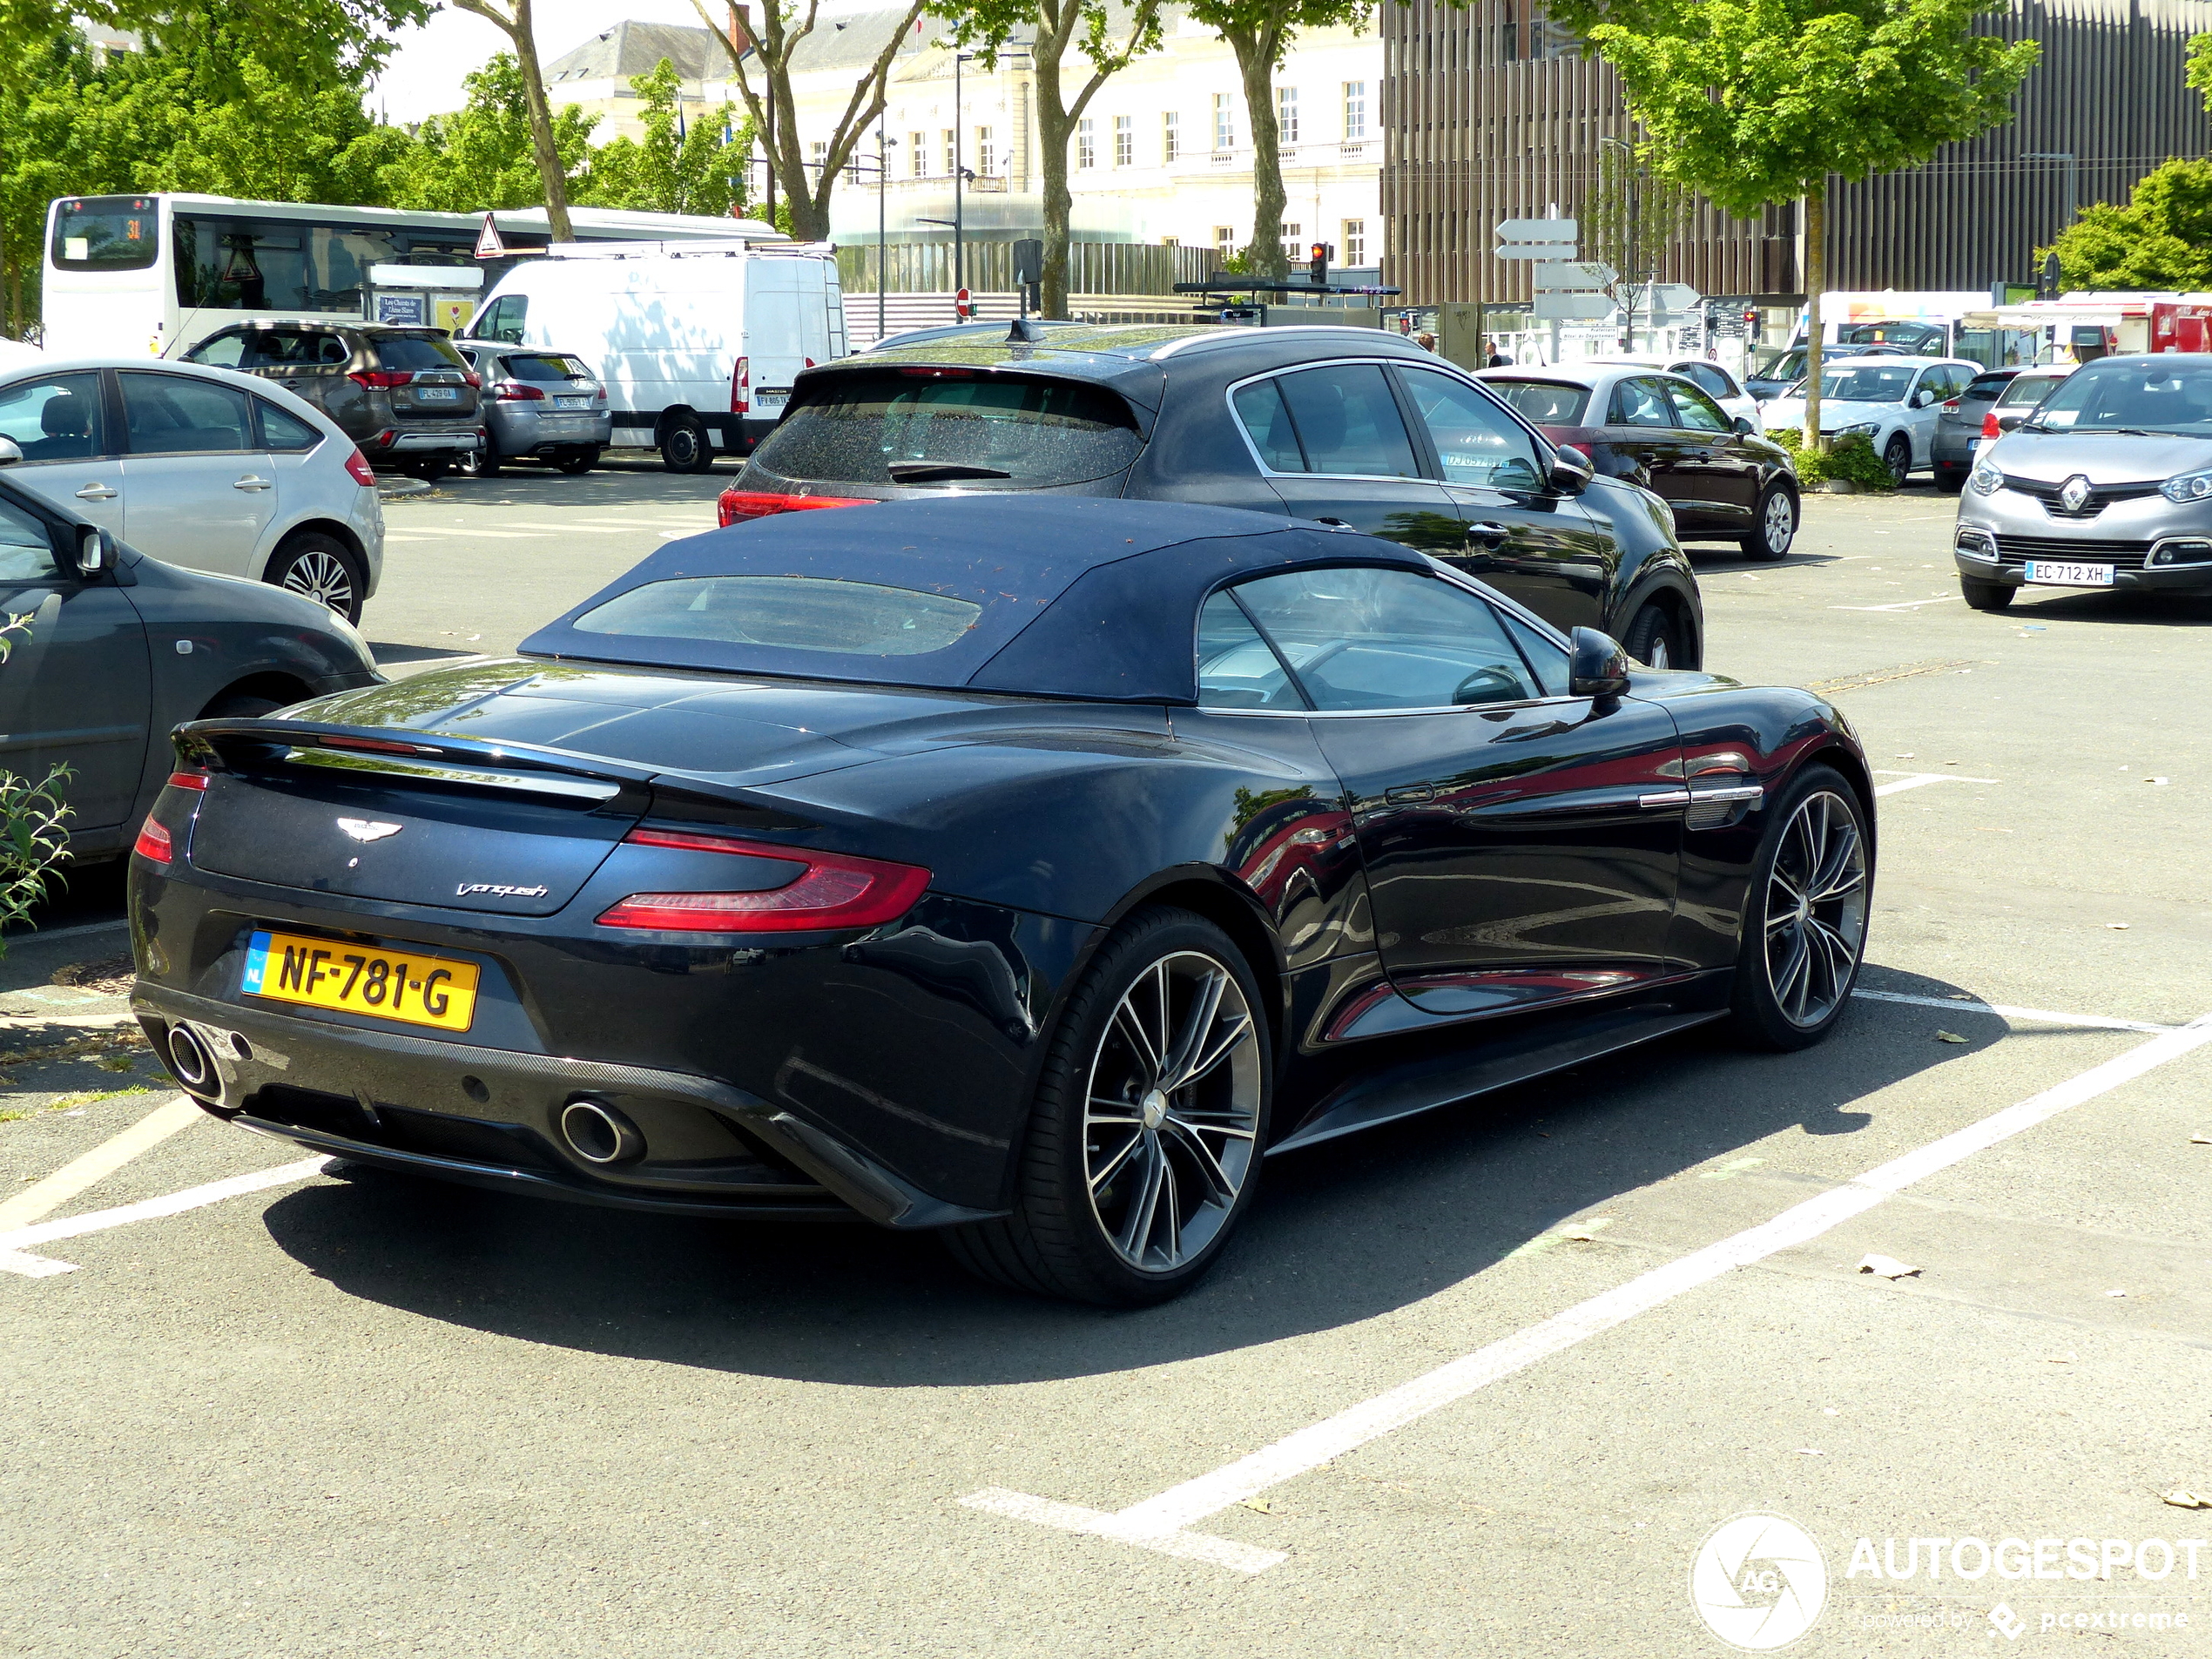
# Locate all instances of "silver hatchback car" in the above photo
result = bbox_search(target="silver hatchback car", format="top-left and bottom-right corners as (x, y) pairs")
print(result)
(1955, 353), (2212, 610)
(453, 344), (612, 477)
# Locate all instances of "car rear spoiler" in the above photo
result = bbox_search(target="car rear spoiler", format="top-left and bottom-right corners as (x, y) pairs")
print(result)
(174, 718), (661, 807)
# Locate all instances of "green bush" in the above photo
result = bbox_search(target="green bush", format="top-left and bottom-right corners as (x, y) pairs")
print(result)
(1762, 428), (1896, 491)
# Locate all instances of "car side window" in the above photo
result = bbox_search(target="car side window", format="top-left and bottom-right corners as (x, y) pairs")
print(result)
(1610, 376), (1676, 428)
(242, 329), (308, 370)
(257, 399), (321, 453)
(1197, 589), (1305, 708)
(1684, 363), (1737, 401)
(1229, 565), (1543, 711)
(480, 293), (527, 344)
(1666, 381), (1732, 433)
(0, 374), (108, 462)
(1271, 364), (1422, 479)
(185, 332), (247, 369)
(1394, 366), (1543, 490)
(1231, 379), (1308, 472)
(0, 496), (57, 583)
(120, 372), (255, 455)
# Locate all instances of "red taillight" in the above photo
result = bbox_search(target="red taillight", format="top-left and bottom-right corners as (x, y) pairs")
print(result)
(732, 354), (750, 415)
(494, 381), (546, 401)
(132, 816), (172, 863)
(1980, 411), (2001, 438)
(598, 829), (929, 934)
(462, 371), (482, 389)
(348, 369), (414, 388)
(344, 448), (377, 487)
(1941, 399), (1959, 413)
(897, 367), (975, 379)
(715, 490), (877, 528)
(166, 771), (208, 792)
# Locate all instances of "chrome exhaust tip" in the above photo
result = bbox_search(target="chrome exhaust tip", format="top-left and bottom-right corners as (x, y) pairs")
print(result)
(559, 1097), (644, 1166)
(166, 1023), (216, 1094)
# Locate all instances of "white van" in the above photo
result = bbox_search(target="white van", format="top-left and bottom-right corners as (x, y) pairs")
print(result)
(465, 241), (846, 472)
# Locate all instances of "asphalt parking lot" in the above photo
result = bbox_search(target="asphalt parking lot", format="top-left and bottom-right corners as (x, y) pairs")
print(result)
(3, 470), (2210, 1656)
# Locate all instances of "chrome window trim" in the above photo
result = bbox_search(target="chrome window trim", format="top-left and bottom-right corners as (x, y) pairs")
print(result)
(1222, 355), (1550, 486)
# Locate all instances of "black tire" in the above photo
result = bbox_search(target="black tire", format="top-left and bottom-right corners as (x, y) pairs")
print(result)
(659, 415), (712, 474)
(1882, 435), (1912, 488)
(556, 446), (601, 475)
(1740, 482), (1797, 561)
(198, 689), (291, 720)
(1932, 466), (1966, 494)
(944, 907), (1271, 1305)
(1729, 765), (1871, 1052)
(407, 458), (451, 482)
(264, 533), (366, 625)
(458, 442), (501, 478)
(1961, 577), (2016, 611)
(1620, 601), (1682, 671)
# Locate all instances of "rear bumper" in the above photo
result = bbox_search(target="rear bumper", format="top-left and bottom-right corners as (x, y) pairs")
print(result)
(133, 983), (1003, 1230)
(372, 429), (482, 455)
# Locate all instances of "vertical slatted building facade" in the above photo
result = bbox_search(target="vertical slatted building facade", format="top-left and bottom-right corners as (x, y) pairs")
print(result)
(1382, 0), (2212, 307)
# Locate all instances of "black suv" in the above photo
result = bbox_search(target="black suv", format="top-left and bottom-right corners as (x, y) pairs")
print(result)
(725, 321), (1705, 667)
(181, 320), (483, 480)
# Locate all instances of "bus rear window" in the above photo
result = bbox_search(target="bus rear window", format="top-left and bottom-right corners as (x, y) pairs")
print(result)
(52, 197), (158, 272)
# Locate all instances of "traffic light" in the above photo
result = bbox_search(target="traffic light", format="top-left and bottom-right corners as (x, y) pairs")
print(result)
(1309, 242), (1331, 287)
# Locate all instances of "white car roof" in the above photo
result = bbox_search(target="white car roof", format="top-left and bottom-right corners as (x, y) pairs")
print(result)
(3, 355), (352, 444)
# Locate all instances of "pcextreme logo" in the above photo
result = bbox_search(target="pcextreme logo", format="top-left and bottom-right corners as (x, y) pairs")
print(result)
(1690, 1513), (1830, 1650)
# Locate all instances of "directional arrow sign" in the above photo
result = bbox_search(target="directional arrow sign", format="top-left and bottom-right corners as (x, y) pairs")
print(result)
(1497, 218), (1578, 242)
(1531, 293), (1617, 321)
(1650, 282), (1702, 314)
(1534, 260), (1616, 292)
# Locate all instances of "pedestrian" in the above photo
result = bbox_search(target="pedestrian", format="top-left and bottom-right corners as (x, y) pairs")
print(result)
(1416, 331), (1438, 353)
(1487, 341), (1510, 367)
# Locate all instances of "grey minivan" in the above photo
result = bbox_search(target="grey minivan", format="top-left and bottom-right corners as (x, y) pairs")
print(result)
(1955, 353), (2212, 609)
(182, 320), (482, 481)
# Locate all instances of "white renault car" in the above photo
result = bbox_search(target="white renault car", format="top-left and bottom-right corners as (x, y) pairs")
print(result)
(1759, 354), (1983, 487)
(0, 358), (383, 623)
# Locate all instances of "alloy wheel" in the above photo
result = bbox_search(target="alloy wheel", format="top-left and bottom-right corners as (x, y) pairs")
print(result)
(1762, 790), (1868, 1028)
(1762, 489), (1796, 556)
(1082, 950), (1262, 1273)
(280, 550), (355, 615)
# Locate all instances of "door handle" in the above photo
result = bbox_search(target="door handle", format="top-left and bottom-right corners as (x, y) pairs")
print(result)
(1465, 521), (1509, 548)
(1635, 451), (1661, 465)
(1384, 785), (1437, 805)
(233, 475), (273, 492)
(1314, 516), (1354, 531)
(74, 482), (117, 502)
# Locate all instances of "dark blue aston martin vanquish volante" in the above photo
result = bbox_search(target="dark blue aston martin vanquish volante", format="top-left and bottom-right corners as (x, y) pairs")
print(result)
(130, 497), (1875, 1305)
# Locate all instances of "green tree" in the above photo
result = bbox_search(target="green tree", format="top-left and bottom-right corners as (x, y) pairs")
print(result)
(445, 0), (577, 239)
(582, 58), (752, 218)
(1184, 0), (1375, 283)
(688, 0), (927, 243)
(934, 0), (1166, 318)
(0, 0), (428, 99)
(2045, 160), (2212, 290)
(1581, 141), (1689, 347)
(379, 53), (598, 213)
(1549, 0), (2039, 444)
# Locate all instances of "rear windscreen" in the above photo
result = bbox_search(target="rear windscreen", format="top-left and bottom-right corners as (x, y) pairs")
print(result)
(374, 334), (468, 372)
(573, 575), (982, 657)
(51, 196), (158, 271)
(506, 354), (592, 381)
(749, 371), (1143, 487)
(1997, 374), (2064, 408)
(1485, 380), (1589, 425)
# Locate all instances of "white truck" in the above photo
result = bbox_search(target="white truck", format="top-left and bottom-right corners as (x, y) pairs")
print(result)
(464, 240), (846, 472)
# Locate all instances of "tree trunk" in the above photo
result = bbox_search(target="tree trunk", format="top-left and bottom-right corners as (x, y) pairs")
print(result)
(1034, 46), (1075, 319)
(1803, 182), (1824, 450)
(1229, 30), (1286, 281)
(506, 1), (573, 239)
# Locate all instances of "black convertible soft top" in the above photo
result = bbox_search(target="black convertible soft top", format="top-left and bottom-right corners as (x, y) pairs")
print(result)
(519, 496), (1435, 703)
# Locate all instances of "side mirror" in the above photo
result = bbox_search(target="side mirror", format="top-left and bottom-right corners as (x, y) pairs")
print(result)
(1732, 415), (1755, 435)
(0, 436), (18, 467)
(1548, 443), (1595, 495)
(1910, 389), (1932, 408)
(1568, 627), (1631, 698)
(76, 525), (113, 577)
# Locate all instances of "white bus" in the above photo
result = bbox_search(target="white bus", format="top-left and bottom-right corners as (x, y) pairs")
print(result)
(41, 193), (785, 360)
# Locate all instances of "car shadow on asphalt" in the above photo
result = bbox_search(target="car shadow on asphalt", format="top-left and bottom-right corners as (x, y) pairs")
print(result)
(2000, 591), (2212, 627)
(253, 966), (2000, 1382)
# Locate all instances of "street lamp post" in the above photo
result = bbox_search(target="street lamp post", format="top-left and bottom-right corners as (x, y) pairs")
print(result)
(878, 122), (895, 343)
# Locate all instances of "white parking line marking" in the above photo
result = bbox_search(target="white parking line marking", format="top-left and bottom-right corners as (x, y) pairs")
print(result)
(0, 1095), (202, 1236)
(1832, 596), (1962, 610)
(381, 527), (545, 540)
(0, 1157), (332, 1278)
(1872, 770), (1999, 796)
(961, 1013), (2212, 1572)
(1851, 988), (2175, 1034)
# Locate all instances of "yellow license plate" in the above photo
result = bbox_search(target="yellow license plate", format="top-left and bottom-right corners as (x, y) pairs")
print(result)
(240, 929), (480, 1032)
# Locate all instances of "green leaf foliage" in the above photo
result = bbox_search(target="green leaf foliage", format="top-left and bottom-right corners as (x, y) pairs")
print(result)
(2044, 158), (2212, 291)
(1763, 428), (1894, 489)
(579, 58), (753, 219)
(378, 52), (599, 213)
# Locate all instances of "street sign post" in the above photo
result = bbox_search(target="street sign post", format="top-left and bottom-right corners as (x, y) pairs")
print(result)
(1494, 218), (1580, 253)
(1531, 293), (1616, 321)
(1533, 260), (1616, 293)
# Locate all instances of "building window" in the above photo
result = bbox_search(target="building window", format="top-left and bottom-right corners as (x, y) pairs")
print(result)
(1278, 87), (1298, 145)
(1282, 221), (1302, 261)
(1214, 92), (1235, 152)
(909, 132), (927, 178)
(1163, 111), (1180, 162)
(1077, 118), (1095, 169)
(810, 140), (827, 179)
(1343, 81), (1367, 140)
(942, 128), (956, 176)
(1499, 3), (1521, 62)
(1342, 218), (1366, 266)
(1216, 226), (1236, 259)
(1115, 113), (1133, 167)
(976, 126), (995, 176)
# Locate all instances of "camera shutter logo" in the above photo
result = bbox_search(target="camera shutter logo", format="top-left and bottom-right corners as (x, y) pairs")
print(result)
(1689, 1513), (1828, 1649)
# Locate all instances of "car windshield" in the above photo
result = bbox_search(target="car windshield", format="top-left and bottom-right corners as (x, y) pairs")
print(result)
(572, 575), (982, 657)
(1485, 379), (1589, 424)
(374, 334), (468, 372)
(749, 370), (1143, 487)
(1814, 366), (1916, 403)
(2018, 363), (2212, 434)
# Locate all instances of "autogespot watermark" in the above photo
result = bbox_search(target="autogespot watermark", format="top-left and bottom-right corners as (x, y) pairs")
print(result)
(1689, 1516), (2203, 1649)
